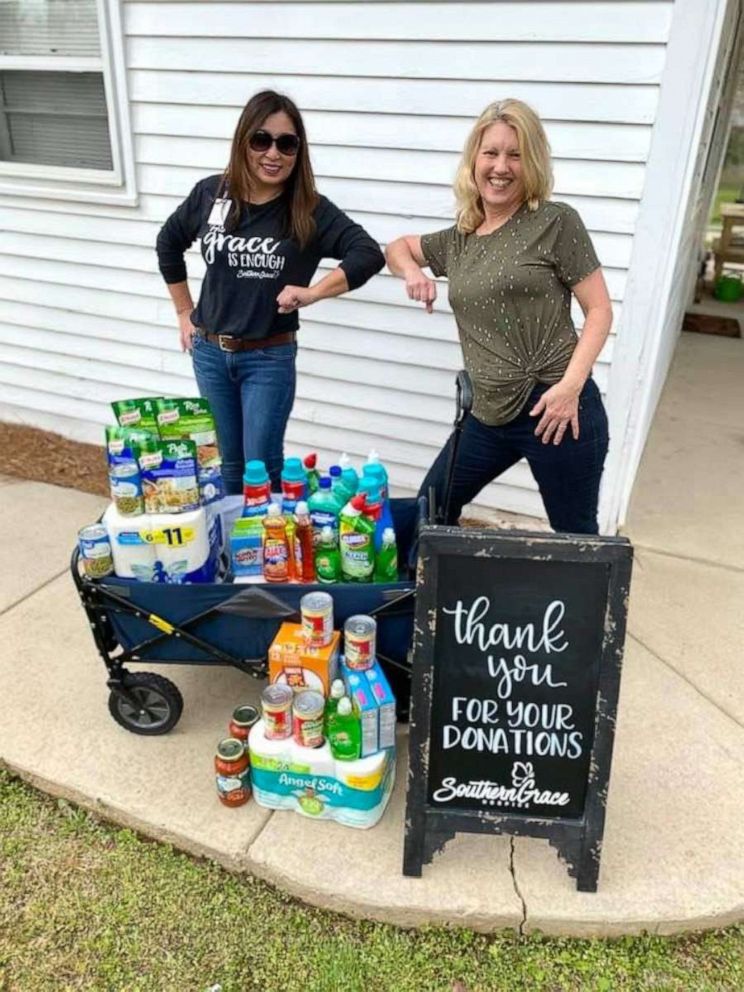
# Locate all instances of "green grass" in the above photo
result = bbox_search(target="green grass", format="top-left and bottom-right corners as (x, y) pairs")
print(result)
(0, 770), (742, 991)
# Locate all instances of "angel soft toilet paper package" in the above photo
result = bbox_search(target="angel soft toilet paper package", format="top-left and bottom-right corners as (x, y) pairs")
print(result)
(102, 503), (220, 583)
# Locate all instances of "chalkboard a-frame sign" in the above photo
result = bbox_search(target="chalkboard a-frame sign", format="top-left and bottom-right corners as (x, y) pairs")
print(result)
(403, 526), (633, 892)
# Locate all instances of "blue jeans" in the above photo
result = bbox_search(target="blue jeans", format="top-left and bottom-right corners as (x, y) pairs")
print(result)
(420, 378), (609, 534)
(191, 336), (297, 494)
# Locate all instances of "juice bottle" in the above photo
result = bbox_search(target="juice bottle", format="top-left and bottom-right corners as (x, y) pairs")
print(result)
(323, 678), (346, 733)
(339, 494), (376, 583)
(308, 476), (342, 544)
(338, 453), (359, 496)
(281, 456), (308, 514)
(314, 525), (341, 584)
(329, 464), (354, 506)
(293, 500), (316, 583)
(262, 503), (291, 582)
(243, 459), (271, 518)
(303, 452), (321, 494)
(328, 695), (362, 761)
(374, 527), (398, 583)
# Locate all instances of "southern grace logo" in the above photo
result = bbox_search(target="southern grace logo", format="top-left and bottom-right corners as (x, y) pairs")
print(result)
(432, 761), (570, 810)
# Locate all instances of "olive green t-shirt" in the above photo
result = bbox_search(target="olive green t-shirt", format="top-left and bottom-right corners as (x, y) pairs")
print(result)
(420, 200), (600, 425)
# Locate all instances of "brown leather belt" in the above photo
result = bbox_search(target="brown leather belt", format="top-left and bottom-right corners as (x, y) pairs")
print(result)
(198, 330), (296, 353)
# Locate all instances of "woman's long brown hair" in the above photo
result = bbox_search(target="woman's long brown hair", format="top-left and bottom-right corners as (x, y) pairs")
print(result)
(222, 90), (318, 247)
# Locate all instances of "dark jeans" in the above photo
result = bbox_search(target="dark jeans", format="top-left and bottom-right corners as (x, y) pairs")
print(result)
(191, 336), (297, 494)
(419, 379), (609, 534)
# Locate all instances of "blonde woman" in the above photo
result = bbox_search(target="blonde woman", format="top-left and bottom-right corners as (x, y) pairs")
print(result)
(385, 99), (612, 533)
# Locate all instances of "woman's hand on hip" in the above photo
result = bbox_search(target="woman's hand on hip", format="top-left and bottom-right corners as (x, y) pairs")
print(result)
(404, 267), (437, 313)
(276, 285), (317, 314)
(178, 311), (197, 353)
(529, 380), (582, 445)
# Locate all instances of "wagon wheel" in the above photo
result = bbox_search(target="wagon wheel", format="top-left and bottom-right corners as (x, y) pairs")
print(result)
(108, 672), (183, 736)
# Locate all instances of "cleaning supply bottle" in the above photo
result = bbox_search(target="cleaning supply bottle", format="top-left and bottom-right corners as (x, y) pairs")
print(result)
(314, 525), (341, 584)
(374, 527), (398, 583)
(261, 504), (291, 582)
(364, 450), (389, 500)
(303, 452), (320, 494)
(323, 678), (346, 732)
(329, 464), (354, 507)
(308, 476), (342, 544)
(328, 695), (362, 761)
(361, 468), (394, 551)
(293, 500), (315, 583)
(243, 459), (271, 518)
(338, 453), (359, 496)
(357, 477), (383, 523)
(281, 457), (308, 514)
(339, 494), (376, 583)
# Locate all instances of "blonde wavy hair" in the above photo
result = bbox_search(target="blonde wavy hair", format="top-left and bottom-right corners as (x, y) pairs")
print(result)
(454, 99), (553, 234)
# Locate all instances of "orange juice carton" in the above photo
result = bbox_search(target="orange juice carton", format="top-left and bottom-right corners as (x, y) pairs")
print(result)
(268, 622), (340, 696)
(364, 660), (396, 750)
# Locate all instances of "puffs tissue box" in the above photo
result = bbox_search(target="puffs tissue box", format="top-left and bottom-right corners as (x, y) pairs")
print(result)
(102, 503), (220, 583)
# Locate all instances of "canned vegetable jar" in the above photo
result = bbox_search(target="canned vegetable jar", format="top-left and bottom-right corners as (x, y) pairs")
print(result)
(229, 704), (260, 750)
(78, 524), (114, 579)
(292, 690), (325, 748)
(214, 737), (251, 806)
(260, 684), (293, 740)
(344, 615), (376, 671)
(300, 591), (334, 647)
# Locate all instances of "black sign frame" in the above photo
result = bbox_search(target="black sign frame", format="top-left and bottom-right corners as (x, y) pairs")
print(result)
(403, 525), (633, 892)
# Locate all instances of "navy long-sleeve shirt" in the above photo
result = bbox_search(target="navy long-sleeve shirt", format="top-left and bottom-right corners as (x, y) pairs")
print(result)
(156, 174), (384, 339)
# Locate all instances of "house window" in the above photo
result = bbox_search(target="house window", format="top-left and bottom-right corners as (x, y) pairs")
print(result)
(0, 0), (137, 204)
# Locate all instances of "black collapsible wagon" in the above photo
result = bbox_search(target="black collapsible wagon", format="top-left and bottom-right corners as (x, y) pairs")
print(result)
(71, 373), (472, 735)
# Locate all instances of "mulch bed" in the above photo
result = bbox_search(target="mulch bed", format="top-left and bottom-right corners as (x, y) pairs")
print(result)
(0, 422), (109, 498)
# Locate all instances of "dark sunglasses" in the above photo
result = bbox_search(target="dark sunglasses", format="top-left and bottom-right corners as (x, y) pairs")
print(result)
(248, 129), (300, 156)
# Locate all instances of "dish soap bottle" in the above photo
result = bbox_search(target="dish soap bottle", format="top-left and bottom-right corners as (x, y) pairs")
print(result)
(328, 695), (362, 761)
(324, 678), (346, 733)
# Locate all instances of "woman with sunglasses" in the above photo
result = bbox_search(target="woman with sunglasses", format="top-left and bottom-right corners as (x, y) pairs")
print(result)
(156, 90), (384, 492)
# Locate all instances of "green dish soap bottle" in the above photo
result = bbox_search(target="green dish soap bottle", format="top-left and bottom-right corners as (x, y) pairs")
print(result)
(324, 678), (346, 733)
(374, 527), (398, 583)
(328, 695), (362, 761)
(314, 525), (341, 584)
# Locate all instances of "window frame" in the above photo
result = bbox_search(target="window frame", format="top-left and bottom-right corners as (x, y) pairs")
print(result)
(0, 0), (137, 205)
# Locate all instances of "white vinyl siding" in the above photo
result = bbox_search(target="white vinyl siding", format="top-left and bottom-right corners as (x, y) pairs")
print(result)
(0, 0), (683, 522)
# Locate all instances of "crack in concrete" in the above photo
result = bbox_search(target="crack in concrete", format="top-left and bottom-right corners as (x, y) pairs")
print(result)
(629, 633), (744, 732)
(509, 836), (527, 935)
(0, 567), (69, 619)
(629, 542), (744, 575)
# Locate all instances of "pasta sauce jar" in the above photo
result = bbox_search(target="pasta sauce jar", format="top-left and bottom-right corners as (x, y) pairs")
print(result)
(214, 738), (251, 807)
(292, 690), (325, 748)
(228, 704), (259, 751)
(260, 684), (293, 740)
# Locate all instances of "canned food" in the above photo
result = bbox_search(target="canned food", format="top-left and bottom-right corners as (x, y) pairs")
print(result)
(260, 684), (293, 740)
(78, 524), (114, 579)
(344, 615), (376, 671)
(229, 704), (260, 750)
(301, 591), (334, 647)
(292, 690), (325, 748)
(215, 737), (251, 806)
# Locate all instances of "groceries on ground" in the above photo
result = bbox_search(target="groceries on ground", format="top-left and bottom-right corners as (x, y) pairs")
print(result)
(245, 605), (396, 828)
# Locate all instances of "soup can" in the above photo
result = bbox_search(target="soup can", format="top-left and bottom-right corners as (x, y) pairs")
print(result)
(260, 684), (293, 740)
(301, 591), (334, 647)
(228, 704), (260, 751)
(292, 690), (325, 748)
(344, 615), (376, 671)
(78, 523), (114, 579)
